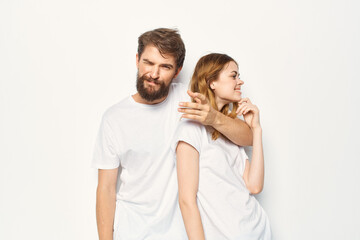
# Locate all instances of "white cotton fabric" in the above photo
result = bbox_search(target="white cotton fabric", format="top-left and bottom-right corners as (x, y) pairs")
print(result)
(92, 83), (189, 240)
(173, 119), (272, 240)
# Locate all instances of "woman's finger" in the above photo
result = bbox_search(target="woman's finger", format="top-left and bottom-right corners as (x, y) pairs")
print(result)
(246, 105), (258, 114)
(243, 107), (251, 115)
(239, 97), (250, 104)
(237, 103), (249, 114)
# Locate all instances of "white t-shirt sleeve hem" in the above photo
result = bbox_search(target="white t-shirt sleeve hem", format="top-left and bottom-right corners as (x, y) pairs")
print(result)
(92, 114), (121, 169)
(171, 120), (203, 156)
(91, 162), (120, 170)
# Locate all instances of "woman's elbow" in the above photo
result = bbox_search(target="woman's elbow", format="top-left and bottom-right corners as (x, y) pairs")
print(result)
(247, 184), (263, 195)
(179, 197), (197, 210)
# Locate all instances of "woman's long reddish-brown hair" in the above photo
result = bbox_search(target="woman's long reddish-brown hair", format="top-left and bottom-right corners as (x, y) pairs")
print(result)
(190, 53), (239, 140)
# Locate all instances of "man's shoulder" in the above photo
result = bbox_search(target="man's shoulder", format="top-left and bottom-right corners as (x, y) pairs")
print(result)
(102, 96), (132, 121)
(170, 82), (189, 101)
(170, 82), (187, 91)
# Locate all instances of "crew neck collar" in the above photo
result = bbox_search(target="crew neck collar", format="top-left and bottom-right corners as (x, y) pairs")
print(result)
(129, 93), (170, 108)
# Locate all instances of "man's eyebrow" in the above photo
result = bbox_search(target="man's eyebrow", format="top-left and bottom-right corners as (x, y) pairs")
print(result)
(161, 63), (174, 68)
(142, 58), (153, 64)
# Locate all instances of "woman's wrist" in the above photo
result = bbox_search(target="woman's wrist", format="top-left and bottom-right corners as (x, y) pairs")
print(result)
(251, 125), (262, 133)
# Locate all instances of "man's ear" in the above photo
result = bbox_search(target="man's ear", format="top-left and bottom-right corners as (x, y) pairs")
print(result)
(174, 67), (182, 79)
(136, 53), (139, 68)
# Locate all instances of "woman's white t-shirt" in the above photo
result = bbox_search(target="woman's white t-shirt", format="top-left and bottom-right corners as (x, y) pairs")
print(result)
(173, 119), (271, 240)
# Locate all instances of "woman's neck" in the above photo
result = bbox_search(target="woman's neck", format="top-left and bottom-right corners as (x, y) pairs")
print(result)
(215, 97), (227, 111)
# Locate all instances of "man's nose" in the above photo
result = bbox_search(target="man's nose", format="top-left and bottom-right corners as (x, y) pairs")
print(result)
(150, 66), (160, 79)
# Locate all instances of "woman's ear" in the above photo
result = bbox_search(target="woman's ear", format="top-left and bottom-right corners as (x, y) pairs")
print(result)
(210, 81), (216, 90)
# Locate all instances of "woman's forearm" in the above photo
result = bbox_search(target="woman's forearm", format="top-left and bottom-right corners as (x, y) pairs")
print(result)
(246, 127), (264, 194)
(179, 200), (205, 240)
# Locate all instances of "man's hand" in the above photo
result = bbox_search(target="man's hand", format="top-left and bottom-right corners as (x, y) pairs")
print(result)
(178, 90), (253, 146)
(178, 90), (219, 126)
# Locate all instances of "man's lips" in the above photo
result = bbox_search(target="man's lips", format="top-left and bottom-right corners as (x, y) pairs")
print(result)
(145, 79), (159, 86)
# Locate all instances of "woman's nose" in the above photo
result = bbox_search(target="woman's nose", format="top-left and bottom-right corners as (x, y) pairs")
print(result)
(237, 78), (244, 85)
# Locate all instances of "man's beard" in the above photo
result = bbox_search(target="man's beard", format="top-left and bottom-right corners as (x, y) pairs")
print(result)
(136, 72), (173, 102)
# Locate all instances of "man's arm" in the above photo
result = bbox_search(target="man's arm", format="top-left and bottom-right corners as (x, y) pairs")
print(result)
(178, 90), (253, 146)
(96, 168), (118, 240)
(210, 110), (253, 146)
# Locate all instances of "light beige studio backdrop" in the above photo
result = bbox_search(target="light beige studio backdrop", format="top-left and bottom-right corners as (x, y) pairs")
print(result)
(1, 0), (359, 239)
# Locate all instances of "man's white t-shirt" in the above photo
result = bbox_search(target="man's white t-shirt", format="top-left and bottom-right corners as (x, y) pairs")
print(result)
(92, 83), (188, 240)
(172, 119), (272, 240)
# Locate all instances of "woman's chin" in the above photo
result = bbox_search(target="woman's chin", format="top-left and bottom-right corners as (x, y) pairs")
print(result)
(234, 96), (242, 102)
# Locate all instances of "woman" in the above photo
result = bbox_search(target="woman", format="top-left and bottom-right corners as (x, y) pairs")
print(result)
(174, 53), (271, 240)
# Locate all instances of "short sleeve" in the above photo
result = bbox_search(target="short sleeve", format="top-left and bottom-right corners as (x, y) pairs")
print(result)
(171, 119), (203, 155)
(92, 115), (120, 169)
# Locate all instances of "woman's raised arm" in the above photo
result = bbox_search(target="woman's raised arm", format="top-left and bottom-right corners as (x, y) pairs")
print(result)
(238, 98), (265, 195)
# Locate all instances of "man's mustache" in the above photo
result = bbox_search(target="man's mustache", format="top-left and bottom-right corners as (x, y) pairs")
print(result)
(141, 75), (160, 84)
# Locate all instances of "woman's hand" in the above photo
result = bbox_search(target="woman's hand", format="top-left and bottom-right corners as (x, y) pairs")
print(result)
(236, 98), (261, 130)
(238, 98), (264, 195)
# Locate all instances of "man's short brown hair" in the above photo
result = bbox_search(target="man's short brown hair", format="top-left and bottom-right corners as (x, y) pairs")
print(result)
(138, 28), (186, 70)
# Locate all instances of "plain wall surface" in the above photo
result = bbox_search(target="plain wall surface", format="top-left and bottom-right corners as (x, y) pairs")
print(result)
(1, 0), (359, 239)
